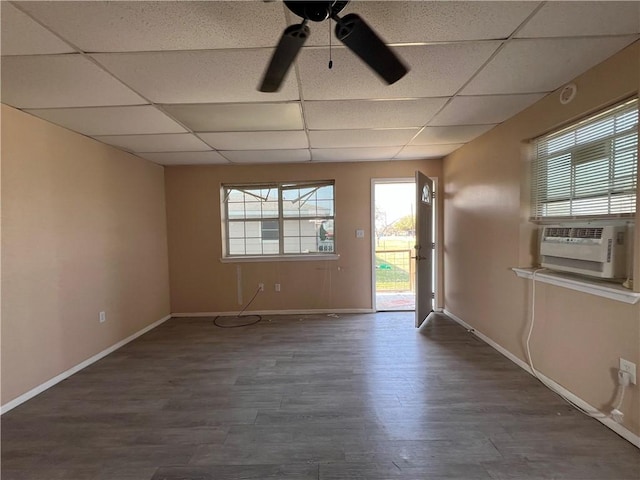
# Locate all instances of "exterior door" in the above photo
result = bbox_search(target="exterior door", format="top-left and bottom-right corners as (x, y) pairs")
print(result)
(415, 171), (434, 328)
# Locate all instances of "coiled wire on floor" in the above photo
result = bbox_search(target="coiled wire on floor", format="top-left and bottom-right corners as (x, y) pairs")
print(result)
(213, 286), (262, 328)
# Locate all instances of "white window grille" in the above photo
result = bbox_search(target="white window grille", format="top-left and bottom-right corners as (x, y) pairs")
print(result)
(222, 181), (335, 257)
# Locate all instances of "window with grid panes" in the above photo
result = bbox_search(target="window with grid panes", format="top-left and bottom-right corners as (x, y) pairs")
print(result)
(531, 98), (638, 220)
(222, 181), (335, 257)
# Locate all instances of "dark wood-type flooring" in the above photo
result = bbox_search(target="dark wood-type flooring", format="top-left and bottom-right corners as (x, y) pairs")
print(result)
(2, 312), (639, 479)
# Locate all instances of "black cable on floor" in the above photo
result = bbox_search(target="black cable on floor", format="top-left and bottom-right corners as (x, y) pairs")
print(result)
(213, 286), (262, 328)
(213, 314), (262, 328)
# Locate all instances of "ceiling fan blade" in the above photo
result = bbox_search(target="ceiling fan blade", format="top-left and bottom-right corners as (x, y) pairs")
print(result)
(335, 13), (408, 85)
(259, 23), (310, 92)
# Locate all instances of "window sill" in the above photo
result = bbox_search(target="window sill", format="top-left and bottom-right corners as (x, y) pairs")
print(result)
(512, 268), (640, 304)
(220, 254), (340, 263)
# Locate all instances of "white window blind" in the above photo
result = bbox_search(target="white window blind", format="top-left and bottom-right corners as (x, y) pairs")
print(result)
(531, 98), (638, 220)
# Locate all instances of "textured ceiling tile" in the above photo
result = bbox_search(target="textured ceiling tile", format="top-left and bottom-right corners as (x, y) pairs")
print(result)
(428, 94), (545, 126)
(199, 131), (308, 150)
(93, 50), (299, 104)
(163, 103), (303, 132)
(309, 129), (419, 148)
(138, 151), (230, 166)
(516, 1), (640, 38)
(93, 133), (211, 153)
(17, 1), (288, 52)
(7, 1), (636, 167)
(395, 144), (463, 160)
(311, 147), (402, 162)
(1, 55), (146, 108)
(462, 37), (639, 95)
(410, 125), (496, 146)
(305, 1), (540, 46)
(25, 106), (187, 136)
(221, 150), (311, 163)
(298, 43), (501, 100)
(1, 2), (74, 56)
(304, 98), (448, 130)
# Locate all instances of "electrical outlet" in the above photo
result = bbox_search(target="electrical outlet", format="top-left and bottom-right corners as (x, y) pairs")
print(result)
(99, 311), (106, 323)
(275, 283), (281, 292)
(619, 358), (637, 385)
(258, 283), (264, 292)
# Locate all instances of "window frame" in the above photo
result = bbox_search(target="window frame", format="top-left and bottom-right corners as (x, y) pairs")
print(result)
(530, 97), (638, 223)
(221, 180), (337, 261)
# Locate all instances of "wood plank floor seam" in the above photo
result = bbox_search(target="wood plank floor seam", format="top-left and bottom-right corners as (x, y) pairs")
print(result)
(2, 312), (639, 480)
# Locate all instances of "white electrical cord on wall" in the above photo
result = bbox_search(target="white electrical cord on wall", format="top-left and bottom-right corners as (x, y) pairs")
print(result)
(526, 268), (629, 421)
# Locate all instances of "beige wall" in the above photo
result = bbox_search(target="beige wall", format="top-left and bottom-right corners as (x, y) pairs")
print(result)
(1, 105), (171, 405)
(443, 41), (640, 436)
(165, 160), (442, 314)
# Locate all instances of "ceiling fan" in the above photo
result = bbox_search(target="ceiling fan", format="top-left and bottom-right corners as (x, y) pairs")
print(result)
(259, 0), (409, 92)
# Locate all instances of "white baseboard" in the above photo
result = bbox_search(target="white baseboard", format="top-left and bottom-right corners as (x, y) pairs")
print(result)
(172, 308), (375, 317)
(1, 314), (172, 415)
(443, 309), (640, 449)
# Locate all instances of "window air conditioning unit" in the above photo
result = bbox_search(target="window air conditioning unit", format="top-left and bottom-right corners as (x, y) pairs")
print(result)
(540, 224), (628, 279)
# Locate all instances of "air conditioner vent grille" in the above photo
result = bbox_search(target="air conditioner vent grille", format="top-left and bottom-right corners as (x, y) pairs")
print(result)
(545, 227), (572, 238)
(544, 227), (604, 239)
(573, 227), (603, 239)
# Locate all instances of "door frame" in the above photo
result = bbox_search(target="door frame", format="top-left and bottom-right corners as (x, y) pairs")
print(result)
(431, 176), (441, 312)
(370, 177), (439, 312)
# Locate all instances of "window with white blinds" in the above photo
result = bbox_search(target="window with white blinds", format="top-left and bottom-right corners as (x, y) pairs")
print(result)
(531, 98), (638, 220)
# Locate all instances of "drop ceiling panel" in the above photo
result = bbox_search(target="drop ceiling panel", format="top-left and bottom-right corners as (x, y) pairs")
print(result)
(463, 36), (639, 95)
(93, 50), (299, 104)
(17, 1), (288, 52)
(93, 133), (211, 153)
(1, 3), (75, 56)
(309, 129), (419, 148)
(1, 55), (146, 108)
(429, 94), (545, 126)
(411, 125), (496, 145)
(311, 147), (402, 162)
(305, 98), (448, 130)
(3, 1), (638, 167)
(199, 131), (308, 150)
(298, 43), (501, 100)
(25, 106), (187, 136)
(395, 144), (463, 160)
(138, 151), (230, 166)
(306, 1), (541, 46)
(163, 103), (303, 132)
(221, 150), (311, 164)
(516, 2), (640, 38)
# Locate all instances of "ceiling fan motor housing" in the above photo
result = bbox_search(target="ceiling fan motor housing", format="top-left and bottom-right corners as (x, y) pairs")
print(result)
(284, 1), (349, 22)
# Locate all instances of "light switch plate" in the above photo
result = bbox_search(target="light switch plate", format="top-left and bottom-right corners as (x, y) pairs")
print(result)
(356, 229), (365, 238)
